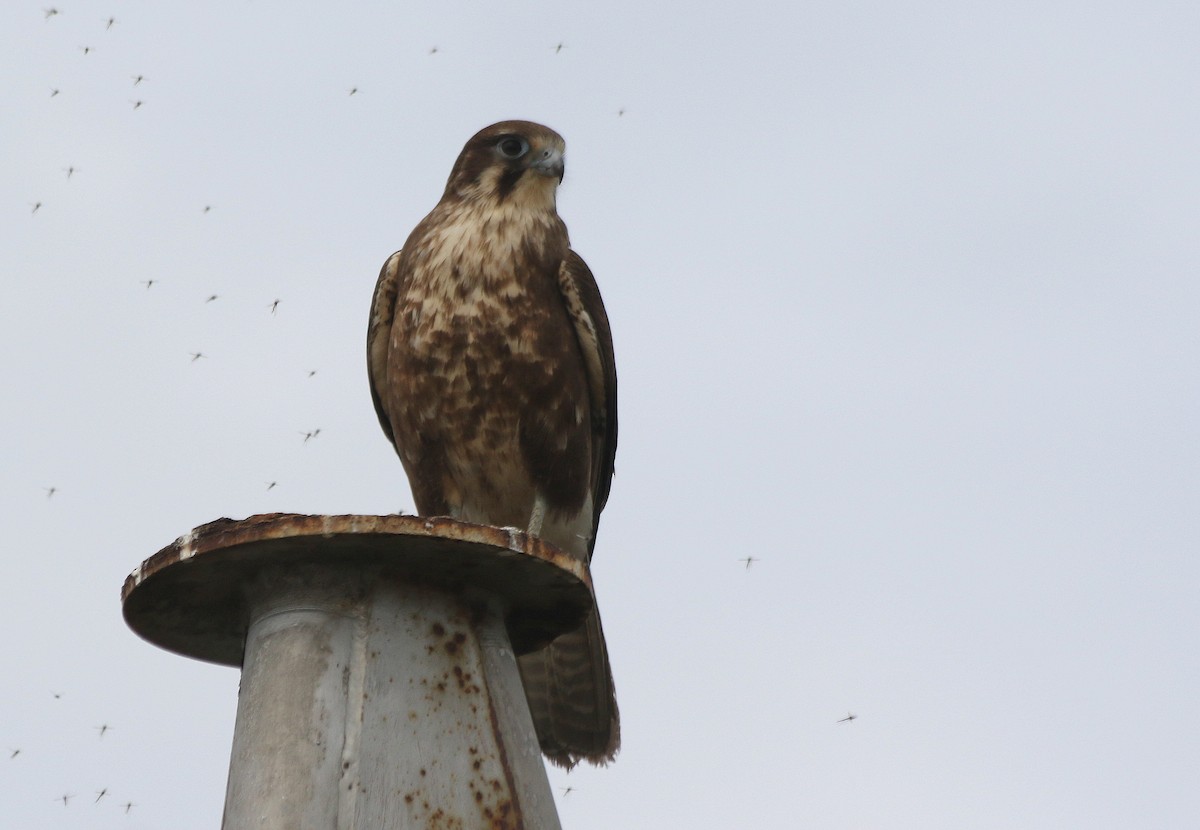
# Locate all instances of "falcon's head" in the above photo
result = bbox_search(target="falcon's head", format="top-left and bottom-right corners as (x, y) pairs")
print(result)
(442, 120), (566, 209)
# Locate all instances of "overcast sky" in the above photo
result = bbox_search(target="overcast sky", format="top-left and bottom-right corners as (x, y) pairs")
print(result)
(3, 1), (1199, 827)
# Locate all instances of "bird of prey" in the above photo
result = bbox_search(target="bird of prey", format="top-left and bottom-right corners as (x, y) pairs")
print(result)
(368, 121), (619, 769)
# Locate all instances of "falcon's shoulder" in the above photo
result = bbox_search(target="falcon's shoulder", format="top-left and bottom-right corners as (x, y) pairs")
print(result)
(367, 249), (405, 446)
(557, 250), (618, 525)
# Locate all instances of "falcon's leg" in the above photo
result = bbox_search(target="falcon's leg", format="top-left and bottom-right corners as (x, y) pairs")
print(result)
(528, 493), (548, 538)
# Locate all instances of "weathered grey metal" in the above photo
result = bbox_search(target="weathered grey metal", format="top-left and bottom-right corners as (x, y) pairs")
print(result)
(122, 513), (591, 830)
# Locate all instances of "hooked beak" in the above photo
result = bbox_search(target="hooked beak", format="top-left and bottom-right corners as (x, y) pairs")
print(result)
(529, 146), (565, 182)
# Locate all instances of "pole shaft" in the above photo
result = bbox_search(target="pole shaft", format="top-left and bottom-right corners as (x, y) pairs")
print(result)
(220, 566), (561, 830)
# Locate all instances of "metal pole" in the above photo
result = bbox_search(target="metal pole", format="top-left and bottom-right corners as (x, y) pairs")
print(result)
(122, 514), (592, 830)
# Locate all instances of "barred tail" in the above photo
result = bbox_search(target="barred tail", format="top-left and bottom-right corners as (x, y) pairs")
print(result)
(517, 606), (619, 769)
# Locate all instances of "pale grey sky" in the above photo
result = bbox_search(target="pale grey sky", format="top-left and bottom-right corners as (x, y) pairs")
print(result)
(3, 1), (1199, 827)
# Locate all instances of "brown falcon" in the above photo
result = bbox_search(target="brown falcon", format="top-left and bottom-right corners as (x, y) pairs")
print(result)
(367, 121), (618, 768)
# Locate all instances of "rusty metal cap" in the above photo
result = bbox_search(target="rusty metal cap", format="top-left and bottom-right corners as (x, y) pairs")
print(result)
(122, 513), (594, 666)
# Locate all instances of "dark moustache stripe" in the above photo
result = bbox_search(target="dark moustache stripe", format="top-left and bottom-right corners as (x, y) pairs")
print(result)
(495, 166), (524, 201)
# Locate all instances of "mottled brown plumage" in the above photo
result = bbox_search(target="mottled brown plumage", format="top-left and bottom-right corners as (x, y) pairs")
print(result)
(367, 121), (618, 768)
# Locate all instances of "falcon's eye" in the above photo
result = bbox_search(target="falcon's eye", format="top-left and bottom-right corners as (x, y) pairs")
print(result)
(497, 137), (529, 159)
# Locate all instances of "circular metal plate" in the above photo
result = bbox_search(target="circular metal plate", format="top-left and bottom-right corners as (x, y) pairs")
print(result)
(122, 513), (593, 666)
